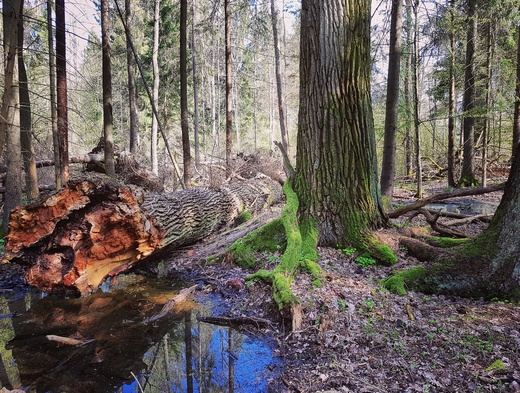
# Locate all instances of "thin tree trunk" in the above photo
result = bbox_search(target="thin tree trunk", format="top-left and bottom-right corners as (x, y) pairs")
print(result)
(151, 0), (160, 175)
(404, 0), (413, 177)
(412, 0), (422, 198)
(180, 0), (192, 185)
(56, 0), (69, 184)
(270, 0), (290, 156)
(482, 22), (493, 188)
(225, 0), (233, 178)
(459, 0), (478, 187)
(380, 0), (403, 200)
(192, 1), (200, 167)
(18, 1), (39, 199)
(101, 0), (115, 177)
(114, 0), (185, 189)
(447, 0), (456, 187)
(2, 0), (22, 232)
(185, 314), (194, 393)
(125, 0), (139, 154)
(47, 0), (60, 189)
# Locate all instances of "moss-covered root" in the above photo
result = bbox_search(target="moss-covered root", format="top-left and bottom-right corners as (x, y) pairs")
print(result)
(425, 236), (471, 248)
(361, 234), (397, 266)
(246, 181), (322, 311)
(381, 266), (426, 295)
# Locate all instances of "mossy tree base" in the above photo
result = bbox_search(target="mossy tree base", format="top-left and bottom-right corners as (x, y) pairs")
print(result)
(387, 234), (520, 301)
(227, 181), (322, 315)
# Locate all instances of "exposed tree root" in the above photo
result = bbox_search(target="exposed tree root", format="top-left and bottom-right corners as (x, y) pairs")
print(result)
(384, 232), (519, 300)
(226, 181), (322, 327)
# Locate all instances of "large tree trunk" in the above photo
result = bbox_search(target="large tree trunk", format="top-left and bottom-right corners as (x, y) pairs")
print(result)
(4, 176), (282, 296)
(294, 0), (388, 253)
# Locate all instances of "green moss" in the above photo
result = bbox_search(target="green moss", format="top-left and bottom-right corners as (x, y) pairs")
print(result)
(460, 228), (499, 258)
(226, 218), (286, 268)
(381, 266), (426, 295)
(428, 236), (471, 248)
(357, 235), (397, 266)
(272, 272), (298, 309)
(486, 359), (506, 372)
(234, 210), (253, 225)
(458, 175), (479, 187)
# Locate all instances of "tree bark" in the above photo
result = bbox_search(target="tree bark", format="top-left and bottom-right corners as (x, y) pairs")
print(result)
(294, 0), (388, 250)
(380, 0), (403, 200)
(4, 176), (282, 295)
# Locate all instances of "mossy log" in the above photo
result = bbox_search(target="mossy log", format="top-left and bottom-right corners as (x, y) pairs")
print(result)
(4, 174), (282, 295)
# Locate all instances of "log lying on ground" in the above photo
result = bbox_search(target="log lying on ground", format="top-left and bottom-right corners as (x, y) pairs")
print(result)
(4, 174), (282, 295)
(388, 183), (505, 218)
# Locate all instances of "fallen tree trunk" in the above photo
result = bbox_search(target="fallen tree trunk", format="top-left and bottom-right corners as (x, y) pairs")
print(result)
(4, 174), (282, 295)
(388, 183), (505, 218)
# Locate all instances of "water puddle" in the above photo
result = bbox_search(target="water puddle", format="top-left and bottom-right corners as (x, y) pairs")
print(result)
(0, 276), (279, 392)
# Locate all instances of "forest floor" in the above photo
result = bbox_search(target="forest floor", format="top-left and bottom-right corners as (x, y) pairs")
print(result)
(1, 177), (520, 392)
(171, 177), (520, 393)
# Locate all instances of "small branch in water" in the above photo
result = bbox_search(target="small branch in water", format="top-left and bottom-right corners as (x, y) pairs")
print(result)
(46, 335), (94, 346)
(142, 285), (197, 325)
(197, 315), (271, 328)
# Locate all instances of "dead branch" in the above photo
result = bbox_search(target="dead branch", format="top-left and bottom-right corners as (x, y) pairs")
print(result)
(388, 183), (505, 218)
(197, 315), (271, 327)
(443, 214), (493, 227)
(416, 208), (469, 238)
(143, 285), (197, 324)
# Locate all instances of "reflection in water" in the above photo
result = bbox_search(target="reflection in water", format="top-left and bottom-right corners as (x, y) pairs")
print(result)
(0, 279), (278, 393)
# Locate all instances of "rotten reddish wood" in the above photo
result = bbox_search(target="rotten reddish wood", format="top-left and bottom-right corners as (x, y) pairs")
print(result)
(388, 183), (505, 218)
(5, 176), (164, 295)
(4, 175), (282, 295)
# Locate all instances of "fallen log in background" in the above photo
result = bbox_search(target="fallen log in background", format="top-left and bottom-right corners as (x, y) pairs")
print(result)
(4, 174), (282, 295)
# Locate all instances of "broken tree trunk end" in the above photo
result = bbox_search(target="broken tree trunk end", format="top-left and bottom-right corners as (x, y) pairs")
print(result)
(4, 174), (282, 295)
